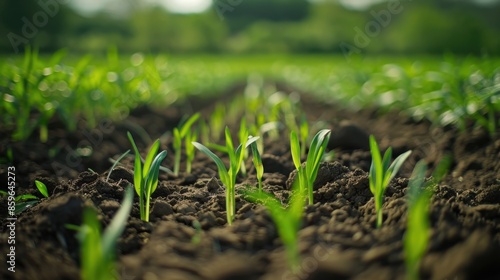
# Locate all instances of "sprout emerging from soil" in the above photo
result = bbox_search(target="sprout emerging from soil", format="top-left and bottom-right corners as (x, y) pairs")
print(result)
(0, 180), (50, 214)
(250, 137), (264, 192)
(67, 186), (133, 280)
(290, 129), (331, 205)
(173, 113), (200, 176)
(405, 157), (450, 280)
(192, 127), (259, 225)
(369, 135), (412, 228)
(244, 182), (306, 272)
(127, 132), (167, 222)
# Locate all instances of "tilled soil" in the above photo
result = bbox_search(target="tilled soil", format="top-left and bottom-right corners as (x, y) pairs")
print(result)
(1, 83), (499, 280)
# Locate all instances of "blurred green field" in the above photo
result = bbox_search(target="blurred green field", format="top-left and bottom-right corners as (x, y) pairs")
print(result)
(1, 50), (499, 142)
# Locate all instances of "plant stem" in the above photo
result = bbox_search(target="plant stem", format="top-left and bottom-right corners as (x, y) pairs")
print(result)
(376, 206), (383, 228)
(226, 186), (235, 225)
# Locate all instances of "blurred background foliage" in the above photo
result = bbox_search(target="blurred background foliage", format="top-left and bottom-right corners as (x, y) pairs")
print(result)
(0, 0), (499, 54)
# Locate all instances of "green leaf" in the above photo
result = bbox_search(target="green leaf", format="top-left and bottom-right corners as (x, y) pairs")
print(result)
(383, 150), (412, 187)
(250, 139), (263, 179)
(225, 127), (235, 156)
(408, 160), (427, 207)
(192, 142), (229, 186)
(127, 132), (143, 196)
(80, 207), (103, 280)
(245, 136), (260, 149)
(106, 149), (130, 183)
(35, 180), (49, 198)
(101, 186), (134, 259)
(369, 135), (382, 195)
(179, 113), (200, 137)
(429, 155), (451, 187)
(16, 194), (39, 201)
(143, 139), (160, 178)
(290, 131), (301, 170)
(145, 150), (167, 195)
(173, 128), (181, 150)
(15, 200), (39, 215)
(305, 129), (331, 187)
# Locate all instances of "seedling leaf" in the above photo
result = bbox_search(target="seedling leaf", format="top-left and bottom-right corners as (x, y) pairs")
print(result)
(35, 180), (49, 198)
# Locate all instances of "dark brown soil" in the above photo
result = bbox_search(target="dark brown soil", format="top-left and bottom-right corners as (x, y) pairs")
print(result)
(1, 82), (499, 280)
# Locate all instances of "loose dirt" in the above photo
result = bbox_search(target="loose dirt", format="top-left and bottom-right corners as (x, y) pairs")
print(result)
(1, 82), (499, 280)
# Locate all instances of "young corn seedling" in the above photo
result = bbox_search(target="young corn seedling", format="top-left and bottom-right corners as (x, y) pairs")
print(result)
(173, 113), (200, 176)
(244, 182), (306, 272)
(290, 129), (331, 205)
(67, 186), (133, 280)
(369, 135), (412, 228)
(404, 157), (450, 280)
(250, 138), (264, 192)
(192, 127), (259, 225)
(127, 132), (167, 222)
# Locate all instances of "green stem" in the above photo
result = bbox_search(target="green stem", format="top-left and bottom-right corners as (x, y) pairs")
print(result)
(287, 238), (300, 273)
(376, 207), (383, 228)
(226, 185), (235, 225)
(174, 149), (181, 176)
(145, 195), (150, 222)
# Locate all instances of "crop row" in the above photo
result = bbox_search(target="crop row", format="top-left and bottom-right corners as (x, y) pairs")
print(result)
(1, 49), (499, 143)
(12, 99), (450, 279)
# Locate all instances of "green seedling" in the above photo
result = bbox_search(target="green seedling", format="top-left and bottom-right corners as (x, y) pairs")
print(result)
(404, 157), (450, 280)
(184, 128), (198, 174)
(290, 129), (331, 205)
(369, 135), (412, 228)
(250, 138), (264, 192)
(127, 132), (167, 222)
(173, 113), (200, 176)
(67, 186), (133, 280)
(0, 180), (50, 215)
(192, 127), (259, 225)
(106, 149), (130, 182)
(244, 183), (306, 272)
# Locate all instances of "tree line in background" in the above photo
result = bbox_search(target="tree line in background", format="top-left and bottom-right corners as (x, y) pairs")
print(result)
(0, 0), (499, 55)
